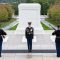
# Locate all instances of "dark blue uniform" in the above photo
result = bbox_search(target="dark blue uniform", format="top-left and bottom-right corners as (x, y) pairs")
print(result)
(25, 27), (34, 52)
(0, 29), (7, 57)
(52, 30), (60, 57)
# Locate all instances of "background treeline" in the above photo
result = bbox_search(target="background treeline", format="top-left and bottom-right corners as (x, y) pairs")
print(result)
(0, 0), (56, 15)
(12, 0), (60, 15)
(0, 4), (13, 22)
(27, 0), (55, 15)
(12, 0), (55, 15)
(0, 0), (60, 28)
(46, 0), (60, 26)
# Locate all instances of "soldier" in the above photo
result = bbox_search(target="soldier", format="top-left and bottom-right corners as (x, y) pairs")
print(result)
(0, 29), (7, 57)
(25, 22), (34, 53)
(52, 25), (60, 57)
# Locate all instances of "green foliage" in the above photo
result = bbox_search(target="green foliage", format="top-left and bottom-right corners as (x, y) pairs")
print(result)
(0, 0), (27, 15)
(27, 0), (31, 3)
(30, 0), (55, 15)
(47, 0), (60, 26)
(46, 18), (60, 26)
(4, 4), (13, 20)
(9, 24), (18, 30)
(0, 4), (13, 22)
(1, 0), (59, 15)
(11, 3), (18, 15)
(0, 6), (8, 21)
(48, 4), (60, 21)
(0, 0), (27, 3)
(41, 22), (51, 30)
(0, 18), (16, 28)
(2, 0), (55, 15)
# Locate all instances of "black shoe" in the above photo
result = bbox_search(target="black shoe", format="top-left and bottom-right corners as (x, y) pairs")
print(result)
(28, 50), (32, 53)
(0, 55), (1, 57)
(29, 50), (32, 53)
(28, 50), (30, 53)
(57, 55), (60, 57)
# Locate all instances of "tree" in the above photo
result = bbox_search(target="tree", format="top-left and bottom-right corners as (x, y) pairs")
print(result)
(11, 2), (18, 15)
(48, 3), (60, 25)
(30, 0), (55, 15)
(0, 4), (13, 22)
(27, 0), (31, 3)
(4, 4), (13, 20)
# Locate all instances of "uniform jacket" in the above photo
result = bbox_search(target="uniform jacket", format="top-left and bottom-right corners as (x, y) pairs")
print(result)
(0, 29), (7, 42)
(52, 30), (60, 43)
(25, 27), (34, 39)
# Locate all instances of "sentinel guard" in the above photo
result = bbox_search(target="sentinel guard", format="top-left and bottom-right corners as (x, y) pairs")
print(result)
(0, 29), (7, 57)
(25, 22), (34, 53)
(52, 25), (60, 57)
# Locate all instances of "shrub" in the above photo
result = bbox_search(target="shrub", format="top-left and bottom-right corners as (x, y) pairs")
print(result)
(0, 4), (13, 22)
(4, 4), (13, 20)
(48, 4), (60, 21)
(30, 0), (55, 15)
(11, 3), (18, 15)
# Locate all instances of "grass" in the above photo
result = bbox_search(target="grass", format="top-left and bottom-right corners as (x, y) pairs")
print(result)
(9, 24), (18, 30)
(9, 22), (51, 30)
(0, 18), (16, 28)
(41, 22), (51, 30)
(45, 18), (60, 26)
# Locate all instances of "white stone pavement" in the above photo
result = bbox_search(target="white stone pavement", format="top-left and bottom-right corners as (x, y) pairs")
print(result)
(0, 53), (60, 60)
(0, 30), (60, 60)
(2, 30), (55, 50)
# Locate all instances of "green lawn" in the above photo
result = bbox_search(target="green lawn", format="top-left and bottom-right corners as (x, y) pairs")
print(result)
(0, 18), (16, 28)
(9, 22), (51, 30)
(41, 22), (51, 30)
(9, 24), (18, 30)
(46, 18), (60, 26)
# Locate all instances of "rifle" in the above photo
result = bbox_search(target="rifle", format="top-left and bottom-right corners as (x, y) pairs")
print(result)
(49, 24), (56, 30)
(2, 35), (5, 38)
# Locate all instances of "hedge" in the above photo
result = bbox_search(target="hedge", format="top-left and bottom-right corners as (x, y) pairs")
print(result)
(0, 4), (13, 22)
(48, 4), (60, 21)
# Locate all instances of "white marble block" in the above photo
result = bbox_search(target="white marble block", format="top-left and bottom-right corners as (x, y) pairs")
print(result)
(16, 3), (44, 34)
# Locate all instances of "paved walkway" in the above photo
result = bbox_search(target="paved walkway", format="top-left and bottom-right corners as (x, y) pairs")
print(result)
(0, 53), (60, 60)
(2, 30), (55, 50)
(0, 30), (59, 60)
